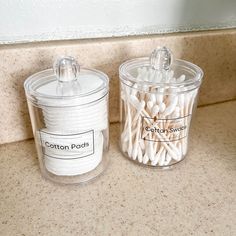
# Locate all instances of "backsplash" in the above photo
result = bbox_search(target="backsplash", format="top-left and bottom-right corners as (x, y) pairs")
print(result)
(0, 29), (235, 144)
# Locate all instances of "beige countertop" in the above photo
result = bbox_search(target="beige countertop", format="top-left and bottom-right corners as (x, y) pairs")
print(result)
(0, 101), (236, 236)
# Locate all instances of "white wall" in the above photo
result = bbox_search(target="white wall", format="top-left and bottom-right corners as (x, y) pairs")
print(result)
(0, 0), (235, 44)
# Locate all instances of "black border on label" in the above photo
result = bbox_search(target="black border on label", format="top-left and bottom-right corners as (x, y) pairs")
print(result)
(39, 129), (95, 159)
(141, 115), (191, 142)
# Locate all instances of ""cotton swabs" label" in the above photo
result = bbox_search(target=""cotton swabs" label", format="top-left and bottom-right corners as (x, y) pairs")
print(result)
(141, 115), (191, 142)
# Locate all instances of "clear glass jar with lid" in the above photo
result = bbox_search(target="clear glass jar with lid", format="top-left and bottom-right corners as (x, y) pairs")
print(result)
(119, 47), (203, 168)
(24, 56), (109, 184)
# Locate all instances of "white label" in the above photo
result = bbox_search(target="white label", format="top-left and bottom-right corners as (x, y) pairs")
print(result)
(142, 115), (191, 142)
(39, 130), (94, 159)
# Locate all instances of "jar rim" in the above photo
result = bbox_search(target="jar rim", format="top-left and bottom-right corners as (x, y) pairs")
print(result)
(24, 67), (109, 107)
(119, 57), (203, 89)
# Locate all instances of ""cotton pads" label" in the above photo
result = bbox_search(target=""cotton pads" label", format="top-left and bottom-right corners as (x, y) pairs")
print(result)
(39, 130), (94, 159)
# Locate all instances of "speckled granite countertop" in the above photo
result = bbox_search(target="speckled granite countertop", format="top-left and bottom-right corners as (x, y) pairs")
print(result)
(0, 101), (236, 236)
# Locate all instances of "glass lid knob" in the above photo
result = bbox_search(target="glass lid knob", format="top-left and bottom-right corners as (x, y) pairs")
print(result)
(150, 46), (173, 71)
(54, 56), (80, 82)
(54, 56), (81, 96)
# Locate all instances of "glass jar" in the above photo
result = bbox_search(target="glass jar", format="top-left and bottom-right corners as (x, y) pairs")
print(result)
(119, 47), (203, 168)
(24, 56), (109, 184)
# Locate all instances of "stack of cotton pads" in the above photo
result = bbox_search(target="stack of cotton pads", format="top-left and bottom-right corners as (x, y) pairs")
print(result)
(119, 47), (203, 167)
(41, 131), (104, 176)
(41, 99), (108, 132)
(34, 57), (108, 176)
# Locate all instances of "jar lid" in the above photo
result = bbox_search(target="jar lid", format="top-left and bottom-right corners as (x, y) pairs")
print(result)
(24, 56), (109, 107)
(119, 47), (203, 93)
